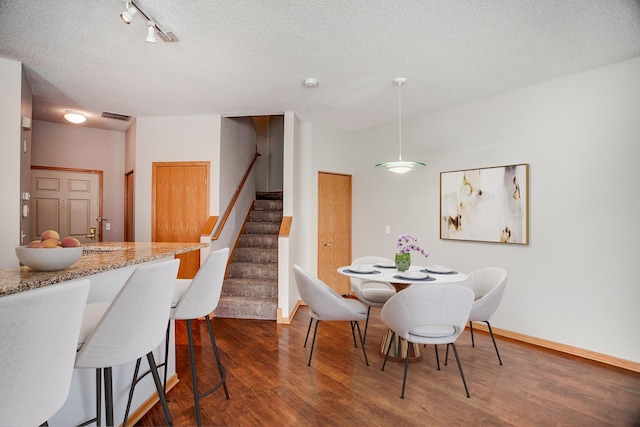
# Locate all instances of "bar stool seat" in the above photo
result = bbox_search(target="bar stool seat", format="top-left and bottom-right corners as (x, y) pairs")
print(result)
(75, 258), (180, 427)
(0, 279), (91, 427)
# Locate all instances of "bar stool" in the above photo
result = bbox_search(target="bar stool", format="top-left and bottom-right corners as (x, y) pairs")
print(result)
(0, 279), (91, 426)
(75, 258), (180, 427)
(124, 247), (230, 427)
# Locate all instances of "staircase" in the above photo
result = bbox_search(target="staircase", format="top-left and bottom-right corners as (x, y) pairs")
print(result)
(214, 192), (282, 320)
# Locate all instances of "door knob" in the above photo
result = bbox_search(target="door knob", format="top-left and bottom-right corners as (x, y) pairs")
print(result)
(323, 242), (333, 246)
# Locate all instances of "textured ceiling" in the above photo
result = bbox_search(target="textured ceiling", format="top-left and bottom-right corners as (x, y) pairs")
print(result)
(1, 0), (639, 133)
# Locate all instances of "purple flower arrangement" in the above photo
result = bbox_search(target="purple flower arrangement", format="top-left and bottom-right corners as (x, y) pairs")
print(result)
(396, 234), (429, 258)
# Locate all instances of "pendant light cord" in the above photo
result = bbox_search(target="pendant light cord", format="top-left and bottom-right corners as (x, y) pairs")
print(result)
(397, 80), (403, 161)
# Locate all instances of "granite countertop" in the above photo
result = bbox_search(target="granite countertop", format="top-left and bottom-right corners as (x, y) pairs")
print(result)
(0, 242), (207, 297)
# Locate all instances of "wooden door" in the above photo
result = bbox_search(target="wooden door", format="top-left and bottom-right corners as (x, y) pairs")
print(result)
(318, 172), (352, 295)
(152, 162), (209, 279)
(30, 167), (102, 244)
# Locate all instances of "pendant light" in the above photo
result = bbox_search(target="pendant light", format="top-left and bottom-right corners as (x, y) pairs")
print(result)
(375, 77), (426, 174)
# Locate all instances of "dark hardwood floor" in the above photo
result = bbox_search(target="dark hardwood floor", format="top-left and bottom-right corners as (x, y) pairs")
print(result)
(137, 306), (640, 426)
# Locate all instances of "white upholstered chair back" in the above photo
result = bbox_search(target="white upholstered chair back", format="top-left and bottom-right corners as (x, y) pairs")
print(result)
(293, 264), (366, 321)
(172, 247), (229, 320)
(75, 258), (180, 368)
(381, 284), (474, 345)
(462, 267), (508, 322)
(349, 256), (396, 303)
(0, 279), (91, 426)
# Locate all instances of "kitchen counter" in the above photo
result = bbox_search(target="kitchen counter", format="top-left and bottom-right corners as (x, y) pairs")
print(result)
(0, 241), (207, 297)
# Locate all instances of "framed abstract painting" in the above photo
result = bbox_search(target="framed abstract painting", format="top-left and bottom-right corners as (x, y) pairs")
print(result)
(440, 163), (529, 244)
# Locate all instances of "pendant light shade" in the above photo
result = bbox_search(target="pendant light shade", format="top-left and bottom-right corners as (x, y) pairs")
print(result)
(375, 78), (426, 174)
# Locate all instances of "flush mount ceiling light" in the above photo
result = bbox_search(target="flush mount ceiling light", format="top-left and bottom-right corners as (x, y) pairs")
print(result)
(118, 0), (178, 43)
(303, 78), (319, 88)
(375, 78), (426, 174)
(64, 110), (86, 124)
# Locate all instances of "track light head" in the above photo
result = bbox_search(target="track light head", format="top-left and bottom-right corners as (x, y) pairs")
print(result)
(146, 22), (157, 43)
(120, 3), (138, 24)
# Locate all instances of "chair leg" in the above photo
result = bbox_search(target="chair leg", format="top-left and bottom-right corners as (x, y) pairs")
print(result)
(104, 367), (113, 427)
(146, 352), (173, 426)
(362, 306), (372, 345)
(485, 321), (503, 365)
(381, 331), (394, 371)
(304, 318), (313, 347)
(163, 320), (170, 392)
(353, 321), (369, 366)
(444, 343), (449, 366)
(204, 315), (230, 399)
(450, 342), (470, 398)
(186, 319), (203, 426)
(350, 321), (358, 348)
(307, 319), (320, 366)
(470, 321), (475, 347)
(122, 357), (142, 427)
(435, 344), (441, 370)
(96, 368), (102, 427)
(400, 341), (411, 399)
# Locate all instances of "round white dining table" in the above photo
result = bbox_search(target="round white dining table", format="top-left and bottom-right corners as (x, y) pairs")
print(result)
(338, 263), (468, 362)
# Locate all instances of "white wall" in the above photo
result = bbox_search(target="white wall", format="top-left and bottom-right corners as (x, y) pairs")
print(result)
(134, 115), (221, 242)
(348, 57), (640, 363)
(31, 121), (126, 242)
(0, 58), (22, 267)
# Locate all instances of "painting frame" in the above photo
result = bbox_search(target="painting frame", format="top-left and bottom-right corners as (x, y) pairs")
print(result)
(440, 163), (529, 244)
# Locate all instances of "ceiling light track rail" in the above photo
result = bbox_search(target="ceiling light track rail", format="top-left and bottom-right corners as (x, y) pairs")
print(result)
(120, 0), (178, 43)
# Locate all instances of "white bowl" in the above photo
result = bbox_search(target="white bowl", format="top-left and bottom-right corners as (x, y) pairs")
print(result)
(15, 246), (83, 271)
(398, 271), (429, 280)
(351, 264), (375, 273)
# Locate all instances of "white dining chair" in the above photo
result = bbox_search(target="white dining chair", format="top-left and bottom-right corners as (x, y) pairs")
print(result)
(293, 264), (369, 367)
(381, 284), (474, 398)
(460, 267), (508, 364)
(349, 256), (396, 344)
(0, 280), (91, 427)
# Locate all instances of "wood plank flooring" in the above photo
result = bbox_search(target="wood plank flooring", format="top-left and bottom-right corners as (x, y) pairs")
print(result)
(137, 306), (640, 426)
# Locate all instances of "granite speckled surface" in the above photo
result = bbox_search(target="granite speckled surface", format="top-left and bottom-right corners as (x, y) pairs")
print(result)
(0, 242), (207, 297)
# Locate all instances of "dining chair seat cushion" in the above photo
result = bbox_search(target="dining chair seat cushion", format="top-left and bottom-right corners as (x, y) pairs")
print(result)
(409, 324), (456, 339)
(77, 301), (111, 350)
(361, 284), (395, 303)
(308, 298), (367, 320)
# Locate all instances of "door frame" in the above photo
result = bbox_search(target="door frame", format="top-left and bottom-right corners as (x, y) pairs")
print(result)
(30, 165), (104, 241)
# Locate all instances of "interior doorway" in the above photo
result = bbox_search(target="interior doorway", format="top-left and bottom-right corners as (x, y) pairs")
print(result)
(317, 171), (352, 295)
(30, 166), (103, 244)
(152, 161), (210, 279)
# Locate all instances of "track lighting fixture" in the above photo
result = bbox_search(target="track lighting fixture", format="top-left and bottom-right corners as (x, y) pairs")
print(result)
(118, 0), (178, 43)
(120, 2), (138, 24)
(146, 22), (157, 43)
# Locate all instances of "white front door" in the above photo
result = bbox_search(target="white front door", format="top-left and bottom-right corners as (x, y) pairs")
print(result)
(30, 168), (102, 244)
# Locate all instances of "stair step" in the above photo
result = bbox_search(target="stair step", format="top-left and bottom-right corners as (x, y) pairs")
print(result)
(222, 278), (277, 298)
(227, 262), (278, 280)
(239, 234), (278, 248)
(234, 247), (278, 263)
(250, 210), (283, 222)
(254, 199), (283, 211)
(215, 296), (277, 320)
(256, 192), (283, 201)
(244, 222), (281, 235)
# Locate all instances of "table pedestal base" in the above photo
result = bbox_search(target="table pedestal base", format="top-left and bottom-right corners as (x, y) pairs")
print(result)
(378, 328), (422, 363)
